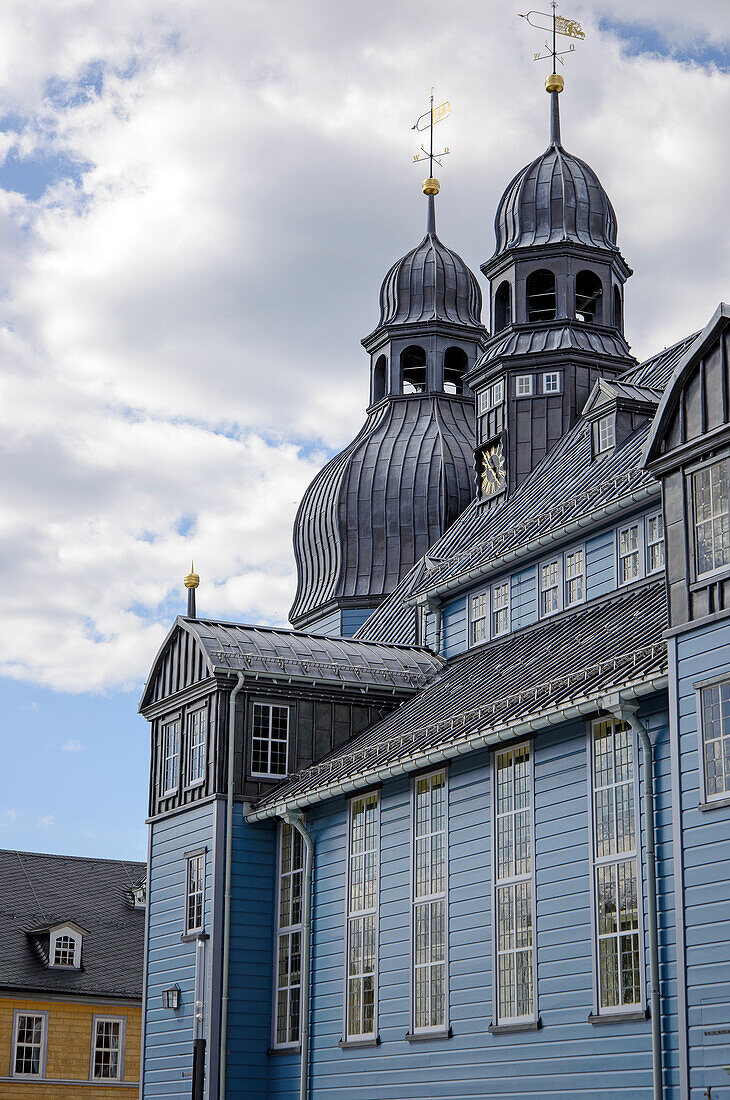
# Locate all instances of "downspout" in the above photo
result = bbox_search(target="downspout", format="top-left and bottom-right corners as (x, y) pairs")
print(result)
(605, 697), (662, 1100)
(219, 672), (245, 1100)
(284, 810), (314, 1100)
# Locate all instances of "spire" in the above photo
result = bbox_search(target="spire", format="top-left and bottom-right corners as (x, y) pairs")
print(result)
(426, 191), (436, 235)
(184, 561), (199, 618)
(549, 87), (561, 145)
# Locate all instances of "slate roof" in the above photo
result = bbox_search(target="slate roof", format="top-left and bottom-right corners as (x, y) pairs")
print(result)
(355, 329), (696, 644)
(374, 195), (483, 330)
(289, 394), (476, 626)
(0, 849), (146, 999)
(251, 581), (667, 819)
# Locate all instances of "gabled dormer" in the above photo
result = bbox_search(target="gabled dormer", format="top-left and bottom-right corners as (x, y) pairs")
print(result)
(27, 920), (87, 969)
(582, 378), (661, 459)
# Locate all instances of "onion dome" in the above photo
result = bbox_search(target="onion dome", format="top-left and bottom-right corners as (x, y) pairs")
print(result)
(492, 95), (618, 258)
(377, 195), (482, 328)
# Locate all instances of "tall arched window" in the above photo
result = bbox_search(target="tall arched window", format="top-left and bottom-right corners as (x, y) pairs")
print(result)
(372, 355), (386, 402)
(401, 345), (427, 393)
(494, 281), (511, 333)
(443, 347), (467, 394)
(526, 269), (556, 322)
(575, 270), (603, 324)
(614, 286), (623, 330)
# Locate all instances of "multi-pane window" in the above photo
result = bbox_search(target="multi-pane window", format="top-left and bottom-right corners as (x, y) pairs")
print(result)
(53, 934), (77, 967)
(479, 389), (489, 414)
(693, 458), (730, 577)
(539, 559), (561, 616)
(700, 679), (730, 800)
(492, 581), (510, 636)
(516, 375), (533, 397)
(275, 823), (303, 1047)
(412, 771), (447, 1033)
(564, 547), (585, 606)
(185, 853), (205, 934)
(187, 709), (207, 786)
(470, 591), (488, 646)
(645, 513), (664, 574)
(591, 718), (641, 1012)
(161, 719), (180, 795)
(542, 371), (561, 394)
(492, 379), (504, 405)
(618, 523), (641, 585)
(91, 1018), (123, 1081)
(596, 414), (616, 453)
(494, 746), (534, 1023)
(12, 1014), (46, 1077)
(346, 793), (379, 1039)
(251, 703), (290, 778)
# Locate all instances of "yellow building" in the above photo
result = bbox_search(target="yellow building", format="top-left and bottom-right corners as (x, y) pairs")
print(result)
(0, 850), (146, 1097)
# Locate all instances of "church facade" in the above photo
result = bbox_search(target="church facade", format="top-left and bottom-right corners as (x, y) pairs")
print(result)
(137, 75), (730, 1100)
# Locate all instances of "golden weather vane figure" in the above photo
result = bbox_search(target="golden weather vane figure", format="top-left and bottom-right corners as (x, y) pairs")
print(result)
(411, 87), (452, 195)
(519, 1), (585, 92)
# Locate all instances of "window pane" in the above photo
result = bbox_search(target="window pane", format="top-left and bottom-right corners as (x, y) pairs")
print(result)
(411, 773), (447, 1031)
(495, 747), (533, 1021)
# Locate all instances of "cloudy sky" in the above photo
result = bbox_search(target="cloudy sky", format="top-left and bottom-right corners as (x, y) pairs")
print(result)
(1, 0), (728, 859)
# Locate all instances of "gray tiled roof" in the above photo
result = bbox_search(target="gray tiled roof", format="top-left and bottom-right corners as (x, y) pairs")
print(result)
(251, 581), (667, 818)
(477, 322), (633, 368)
(0, 849), (146, 999)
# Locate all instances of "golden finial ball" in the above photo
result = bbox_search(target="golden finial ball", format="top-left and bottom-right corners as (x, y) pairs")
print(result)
(545, 73), (564, 93)
(422, 177), (440, 195)
(184, 563), (200, 589)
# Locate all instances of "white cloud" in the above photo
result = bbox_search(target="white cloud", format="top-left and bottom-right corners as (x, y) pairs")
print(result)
(61, 739), (84, 752)
(36, 814), (56, 827)
(0, 0), (728, 691)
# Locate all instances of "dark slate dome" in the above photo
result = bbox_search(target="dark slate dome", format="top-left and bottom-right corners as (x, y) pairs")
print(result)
(493, 139), (618, 258)
(378, 198), (482, 328)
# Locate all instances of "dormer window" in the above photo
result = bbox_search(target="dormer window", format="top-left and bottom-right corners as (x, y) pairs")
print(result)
(131, 881), (147, 909)
(49, 925), (82, 969)
(594, 413), (616, 455)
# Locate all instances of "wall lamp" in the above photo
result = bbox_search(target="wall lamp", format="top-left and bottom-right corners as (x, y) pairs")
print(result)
(162, 985), (180, 1010)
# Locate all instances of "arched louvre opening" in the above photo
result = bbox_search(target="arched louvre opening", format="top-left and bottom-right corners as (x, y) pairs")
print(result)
(526, 270), (556, 322)
(494, 281), (511, 333)
(444, 347), (467, 394)
(372, 355), (387, 402)
(575, 270), (603, 324)
(401, 345), (427, 394)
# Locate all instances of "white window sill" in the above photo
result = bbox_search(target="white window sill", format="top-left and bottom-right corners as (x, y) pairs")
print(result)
(488, 1016), (541, 1034)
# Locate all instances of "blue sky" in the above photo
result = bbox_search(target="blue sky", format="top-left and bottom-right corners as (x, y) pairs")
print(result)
(1, 0), (729, 860)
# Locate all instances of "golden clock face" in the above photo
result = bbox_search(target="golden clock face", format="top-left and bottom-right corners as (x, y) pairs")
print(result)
(480, 439), (506, 498)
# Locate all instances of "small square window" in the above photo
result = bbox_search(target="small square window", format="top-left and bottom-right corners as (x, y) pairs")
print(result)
(543, 372), (561, 394)
(515, 375), (533, 397)
(596, 414), (616, 454)
(49, 927), (82, 968)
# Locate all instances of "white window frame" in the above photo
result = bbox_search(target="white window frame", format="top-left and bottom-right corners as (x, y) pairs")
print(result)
(410, 768), (449, 1036)
(588, 716), (644, 1016)
(542, 371), (562, 394)
(186, 706), (207, 788)
(184, 851), (205, 935)
(49, 925), (82, 969)
(90, 1015), (126, 1082)
(469, 589), (489, 647)
(250, 701), (291, 779)
(492, 742), (537, 1026)
(492, 580), (510, 637)
(492, 379), (504, 405)
(160, 717), (180, 796)
(344, 791), (380, 1041)
(515, 374), (533, 397)
(478, 389), (489, 413)
(644, 512), (665, 575)
(695, 673), (730, 804)
(690, 456), (730, 580)
(564, 544), (586, 607)
(617, 521), (644, 586)
(539, 557), (562, 618)
(596, 413), (616, 454)
(273, 821), (304, 1049)
(11, 1010), (48, 1079)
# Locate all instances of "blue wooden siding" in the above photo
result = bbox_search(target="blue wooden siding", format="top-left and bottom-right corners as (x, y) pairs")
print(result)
(143, 802), (216, 1098)
(226, 805), (277, 1099)
(341, 607), (377, 636)
(511, 564), (537, 629)
(586, 529), (615, 598)
(674, 618), (730, 1098)
(277, 702), (678, 1099)
(305, 608), (342, 637)
(442, 596), (467, 657)
(425, 611), (436, 650)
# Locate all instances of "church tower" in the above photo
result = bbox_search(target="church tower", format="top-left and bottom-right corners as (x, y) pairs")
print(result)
(289, 180), (487, 636)
(467, 73), (636, 502)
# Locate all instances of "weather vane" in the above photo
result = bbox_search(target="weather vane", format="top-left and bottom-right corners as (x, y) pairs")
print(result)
(412, 88), (451, 193)
(519, 1), (585, 82)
